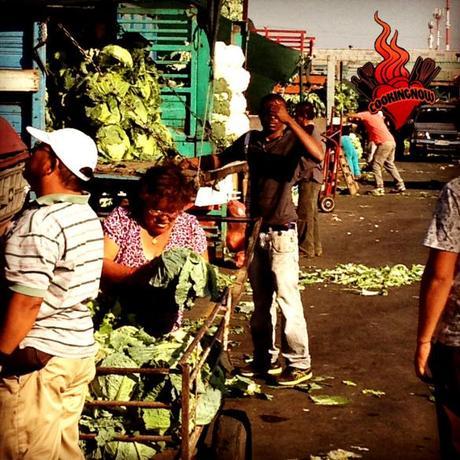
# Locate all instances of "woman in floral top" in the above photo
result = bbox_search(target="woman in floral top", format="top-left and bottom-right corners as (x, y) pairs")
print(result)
(415, 176), (460, 458)
(102, 161), (208, 335)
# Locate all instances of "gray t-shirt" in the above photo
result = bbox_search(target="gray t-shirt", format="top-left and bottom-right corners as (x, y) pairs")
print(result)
(423, 176), (460, 346)
(297, 124), (324, 184)
(220, 129), (307, 226)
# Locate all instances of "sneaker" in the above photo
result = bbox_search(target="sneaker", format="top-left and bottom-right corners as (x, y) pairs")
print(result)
(239, 360), (282, 377)
(368, 188), (385, 196)
(299, 246), (315, 258)
(390, 185), (406, 193)
(267, 361), (283, 376)
(276, 367), (312, 386)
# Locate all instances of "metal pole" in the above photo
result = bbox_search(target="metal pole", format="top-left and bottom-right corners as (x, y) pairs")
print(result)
(299, 58), (304, 102)
(326, 56), (336, 122)
(428, 20), (434, 49)
(181, 363), (191, 460)
(242, 0), (249, 21)
(445, 0), (451, 51)
(433, 8), (442, 50)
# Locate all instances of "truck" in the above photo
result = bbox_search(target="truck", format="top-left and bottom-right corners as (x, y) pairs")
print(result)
(0, 1), (216, 156)
(0, 0), (240, 254)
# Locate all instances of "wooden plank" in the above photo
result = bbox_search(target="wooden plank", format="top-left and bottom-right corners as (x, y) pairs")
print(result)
(0, 69), (39, 92)
(338, 149), (360, 195)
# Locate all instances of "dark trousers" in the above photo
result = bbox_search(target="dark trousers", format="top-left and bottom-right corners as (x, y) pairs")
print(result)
(297, 180), (322, 255)
(429, 343), (460, 459)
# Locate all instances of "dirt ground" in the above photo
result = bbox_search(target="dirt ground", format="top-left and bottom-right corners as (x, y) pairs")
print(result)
(221, 158), (460, 460)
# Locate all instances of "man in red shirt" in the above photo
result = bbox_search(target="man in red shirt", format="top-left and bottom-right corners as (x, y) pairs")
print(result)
(348, 111), (405, 195)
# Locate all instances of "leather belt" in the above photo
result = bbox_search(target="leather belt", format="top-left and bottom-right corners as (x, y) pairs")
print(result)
(261, 222), (296, 232)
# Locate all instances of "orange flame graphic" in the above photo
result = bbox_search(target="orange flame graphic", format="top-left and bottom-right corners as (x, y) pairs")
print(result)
(373, 12), (410, 84)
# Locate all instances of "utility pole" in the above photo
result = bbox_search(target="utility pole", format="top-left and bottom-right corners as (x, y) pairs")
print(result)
(428, 20), (434, 49)
(445, 0), (451, 51)
(433, 8), (442, 51)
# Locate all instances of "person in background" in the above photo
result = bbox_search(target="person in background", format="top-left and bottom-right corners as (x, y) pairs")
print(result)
(294, 101), (325, 257)
(340, 124), (361, 180)
(214, 94), (323, 386)
(0, 126), (103, 459)
(415, 175), (460, 459)
(348, 110), (405, 196)
(102, 160), (208, 335)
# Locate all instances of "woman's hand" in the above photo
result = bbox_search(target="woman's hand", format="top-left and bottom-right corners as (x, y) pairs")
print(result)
(414, 341), (433, 383)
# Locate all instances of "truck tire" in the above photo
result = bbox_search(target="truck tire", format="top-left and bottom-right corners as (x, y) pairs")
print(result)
(409, 145), (425, 161)
(211, 412), (250, 460)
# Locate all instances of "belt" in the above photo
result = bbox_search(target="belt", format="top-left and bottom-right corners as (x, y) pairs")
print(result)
(261, 222), (296, 232)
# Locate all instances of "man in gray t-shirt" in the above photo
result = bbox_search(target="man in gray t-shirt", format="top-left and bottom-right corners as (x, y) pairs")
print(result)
(218, 94), (324, 386)
(415, 176), (460, 458)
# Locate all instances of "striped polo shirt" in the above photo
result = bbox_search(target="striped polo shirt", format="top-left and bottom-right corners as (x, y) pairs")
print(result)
(4, 193), (104, 358)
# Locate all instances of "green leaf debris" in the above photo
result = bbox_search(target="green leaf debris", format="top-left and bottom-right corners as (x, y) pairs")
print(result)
(300, 263), (424, 295)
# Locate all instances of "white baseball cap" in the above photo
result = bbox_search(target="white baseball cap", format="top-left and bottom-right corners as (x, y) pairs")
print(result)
(26, 126), (98, 181)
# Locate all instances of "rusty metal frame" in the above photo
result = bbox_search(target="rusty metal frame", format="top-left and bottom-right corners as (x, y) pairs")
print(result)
(80, 289), (232, 460)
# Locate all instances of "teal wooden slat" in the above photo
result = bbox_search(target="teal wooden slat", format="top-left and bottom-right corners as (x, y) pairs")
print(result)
(31, 21), (46, 130)
(0, 29), (25, 69)
(117, 3), (212, 157)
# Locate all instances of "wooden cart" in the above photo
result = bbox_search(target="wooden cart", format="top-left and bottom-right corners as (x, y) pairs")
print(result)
(79, 218), (261, 459)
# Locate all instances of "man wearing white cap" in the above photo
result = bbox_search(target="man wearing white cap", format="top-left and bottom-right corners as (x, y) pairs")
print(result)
(0, 127), (103, 459)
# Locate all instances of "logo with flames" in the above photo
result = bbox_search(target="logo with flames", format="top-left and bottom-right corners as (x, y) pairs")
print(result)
(352, 12), (441, 130)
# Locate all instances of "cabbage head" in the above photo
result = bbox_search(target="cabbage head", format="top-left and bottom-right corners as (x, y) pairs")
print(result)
(97, 125), (130, 161)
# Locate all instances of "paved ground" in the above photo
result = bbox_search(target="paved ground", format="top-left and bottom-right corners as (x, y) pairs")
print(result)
(222, 159), (460, 460)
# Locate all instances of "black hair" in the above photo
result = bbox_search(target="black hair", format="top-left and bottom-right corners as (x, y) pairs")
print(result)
(295, 101), (316, 120)
(342, 124), (352, 136)
(357, 98), (370, 112)
(258, 93), (287, 114)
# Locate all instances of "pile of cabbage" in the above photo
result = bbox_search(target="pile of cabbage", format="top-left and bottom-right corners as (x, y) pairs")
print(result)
(81, 249), (223, 457)
(80, 321), (225, 459)
(47, 37), (175, 162)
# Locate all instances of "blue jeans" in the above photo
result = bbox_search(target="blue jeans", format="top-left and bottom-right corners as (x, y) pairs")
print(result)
(248, 227), (311, 370)
(344, 150), (361, 177)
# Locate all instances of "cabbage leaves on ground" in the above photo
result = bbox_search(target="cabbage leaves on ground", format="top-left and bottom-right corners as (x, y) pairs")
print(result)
(299, 263), (424, 295)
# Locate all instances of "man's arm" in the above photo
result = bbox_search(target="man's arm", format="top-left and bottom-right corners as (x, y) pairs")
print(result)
(274, 103), (324, 162)
(414, 248), (458, 380)
(0, 292), (42, 356)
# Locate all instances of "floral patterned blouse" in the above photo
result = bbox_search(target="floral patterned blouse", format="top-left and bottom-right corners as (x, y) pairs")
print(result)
(102, 206), (208, 335)
(103, 206), (207, 267)
(424, 176), (460, 346)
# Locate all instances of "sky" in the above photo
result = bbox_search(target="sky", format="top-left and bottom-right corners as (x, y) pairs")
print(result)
(248, 0), (460, 50)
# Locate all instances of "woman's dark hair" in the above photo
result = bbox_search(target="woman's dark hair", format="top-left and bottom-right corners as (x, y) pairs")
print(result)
(130, 160), (197, 220)
(295, 101), (315, 120)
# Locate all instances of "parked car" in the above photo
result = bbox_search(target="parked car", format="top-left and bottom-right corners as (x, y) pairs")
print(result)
(409, 102), (460, 158)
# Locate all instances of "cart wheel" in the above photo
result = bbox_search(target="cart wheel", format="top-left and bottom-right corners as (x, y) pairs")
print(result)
(211, 411), (250, 460)
(319, 196), (335, 213)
